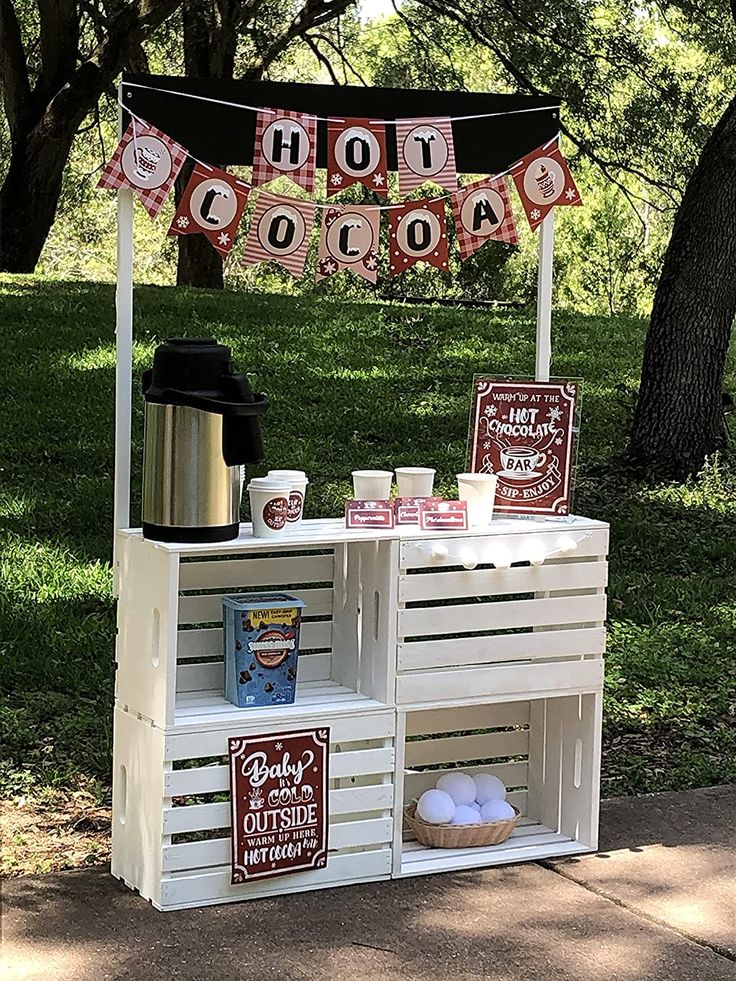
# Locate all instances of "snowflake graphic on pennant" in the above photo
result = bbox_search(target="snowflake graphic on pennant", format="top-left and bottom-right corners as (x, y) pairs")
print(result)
(177, 216), (189, 229)
(372, 172), (385, 187)
(330, 173), (343, 186)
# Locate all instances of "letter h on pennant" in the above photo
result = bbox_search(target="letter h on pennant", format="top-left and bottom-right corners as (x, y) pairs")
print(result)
(252, 109), (318, 194)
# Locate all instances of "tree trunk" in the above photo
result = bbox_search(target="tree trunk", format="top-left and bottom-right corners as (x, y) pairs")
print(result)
(627, 96), (736, 477)
(0, 128), (75, 272)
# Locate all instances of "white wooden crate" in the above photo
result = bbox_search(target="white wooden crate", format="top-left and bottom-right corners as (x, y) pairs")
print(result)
(115, 527), (399, 728)
(112, 706), (396, 910)
(396, 521), (609, 706)
(393, 691), (603, 877)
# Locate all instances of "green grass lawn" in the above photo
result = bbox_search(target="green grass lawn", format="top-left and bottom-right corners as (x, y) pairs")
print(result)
(2, 275), (735, 817)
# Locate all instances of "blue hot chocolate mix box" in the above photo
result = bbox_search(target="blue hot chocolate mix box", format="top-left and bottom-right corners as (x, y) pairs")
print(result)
(223, 593), (306, 708)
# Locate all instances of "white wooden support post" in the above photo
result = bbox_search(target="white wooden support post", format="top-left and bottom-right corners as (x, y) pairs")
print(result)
(113, 85), (135, 595)
(535, 210), (554, 382)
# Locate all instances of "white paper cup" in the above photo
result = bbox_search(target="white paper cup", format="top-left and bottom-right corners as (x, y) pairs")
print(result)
(395, 467), (436, 498)
(267, 469), (309, 527)
(456, 472), (498, 527)
(247, 477), (291, 538)
(352, 470), (393, 500)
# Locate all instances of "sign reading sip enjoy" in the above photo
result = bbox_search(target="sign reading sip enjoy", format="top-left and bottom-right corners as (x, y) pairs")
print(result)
(229, 727), (329, 884)
(468, 378), (578, 516)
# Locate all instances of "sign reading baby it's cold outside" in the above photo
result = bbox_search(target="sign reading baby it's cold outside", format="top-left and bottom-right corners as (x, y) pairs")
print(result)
(468, 378), (578, 516)
(229, 727), (329, 884)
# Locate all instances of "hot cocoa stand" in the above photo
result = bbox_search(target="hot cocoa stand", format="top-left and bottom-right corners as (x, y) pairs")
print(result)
(110, 74), (609, 910)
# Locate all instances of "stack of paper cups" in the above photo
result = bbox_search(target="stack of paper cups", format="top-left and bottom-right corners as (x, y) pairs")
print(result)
(456, 472), (498, 527)
(352, 470), (393, 500)
(394, 467), (435, 497)
(247, 477), (291, 538)
(267, 469), (309, 527)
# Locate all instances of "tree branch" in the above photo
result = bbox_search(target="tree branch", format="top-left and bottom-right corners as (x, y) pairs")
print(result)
(244, 0), (356, 79)
(0, 0), (32, 137)
(37, 0), (80, 105)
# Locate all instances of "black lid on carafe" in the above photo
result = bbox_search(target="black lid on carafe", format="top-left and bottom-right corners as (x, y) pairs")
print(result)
(142, 338), (268, 465)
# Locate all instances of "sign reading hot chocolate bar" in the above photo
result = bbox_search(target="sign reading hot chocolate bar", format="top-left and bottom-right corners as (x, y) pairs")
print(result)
(229, 727), (329, 884)
(468, 378), (578, 516)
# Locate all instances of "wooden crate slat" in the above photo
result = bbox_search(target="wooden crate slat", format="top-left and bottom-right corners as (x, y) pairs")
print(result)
(399, 560), (608, 603)
(400, 527), (609, 570)
(398, 626), (606, 673)
(405, 701), (530, 736)
(159, 849), (392, 909)
(398, 592), (607, 639)
(178, 587), (333, 625)
(161, 817), (394, 873)
(179, 553), (335, 591)
(165, 711), (396, 760)
(165, 746), (394, 797)
(175, 651), (333, 694)
(403, 762), (529, 800)
(397, 658), (605, 705)
(400, 835), (591, 877)
(404, 728), (529, 768)
(177, 620), (332, 660)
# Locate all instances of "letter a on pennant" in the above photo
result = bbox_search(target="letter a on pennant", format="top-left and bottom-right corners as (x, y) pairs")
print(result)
(242, 193), (316, 278)
(394, 118), (457, 196)
(388, 200), (449, 276)
(316, 206), (380, 283)
(167, 163), (250, 257)
(511, 141), (582, 231)
(252, 109), (318, 194)
(450, 175), (519, 260)
(326, 118), (388, 198)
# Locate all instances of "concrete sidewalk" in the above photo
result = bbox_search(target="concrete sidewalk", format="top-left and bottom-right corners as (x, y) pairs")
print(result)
(4, 787), (735, 981)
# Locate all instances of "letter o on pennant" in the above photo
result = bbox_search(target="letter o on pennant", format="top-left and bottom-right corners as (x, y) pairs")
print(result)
(257, 204), (307, 255)
(335, 127), (380, 177)
(397, 209), (442, 257)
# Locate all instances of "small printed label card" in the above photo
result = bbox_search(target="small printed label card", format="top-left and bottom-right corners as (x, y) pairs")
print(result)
(418, 500), (469, 531)
(345, 499), (395, 529)
(394, 496), (444, 525)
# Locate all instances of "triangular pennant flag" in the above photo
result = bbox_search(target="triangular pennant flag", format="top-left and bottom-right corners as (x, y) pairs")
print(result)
(450, 175), (519, 260)
(326, 118), (388, 199)
(394, 118), (457, 196)
(242, 193), (316, 278)
(167, 163), (250, 257)
(388, 199), (449, 276)
(316, 206), (380, 283)
(511, 141), (582, 231)
(97, 119), (187, 219)
(252, 109), (318, 194)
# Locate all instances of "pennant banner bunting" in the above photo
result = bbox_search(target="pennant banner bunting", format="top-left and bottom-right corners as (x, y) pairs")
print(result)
(242, 194), (316, 278)
(389, 199), (449, 276)
(97, 119), (187, 219)
(252, 109), (318, 194)
(511, 141), (582, 232)
(451, 175), (519, 260)
(327, 118), (388, 198)
(168, 164), (250, 257)
(394, 117), (457, 195)
(317, 206), (380, 283)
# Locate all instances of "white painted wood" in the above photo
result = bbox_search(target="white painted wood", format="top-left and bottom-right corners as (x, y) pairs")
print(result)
(331, 542), (360, 691)
(158, 849), (392, 910)
(397, 657), (604, 706)
(179, 553), (334, 591)
(405, 701), (530, 736)
(398, 560), (608, 603)
(535, 209), (555, 382)
(403, 764), (528, 801)
(115, 535), (179, 726)
(358, 540), (398, 704)
(404, 729), (529, 767)
(113, 182), (135, 595)
(398, 626), (606, 672)
(177, 620), (332, 661)
(398, 592), (607, 639)
(178, 586), (333, 625)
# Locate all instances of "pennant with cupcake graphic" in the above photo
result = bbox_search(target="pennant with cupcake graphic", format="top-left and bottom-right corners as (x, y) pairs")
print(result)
(511, 142), (582, 232)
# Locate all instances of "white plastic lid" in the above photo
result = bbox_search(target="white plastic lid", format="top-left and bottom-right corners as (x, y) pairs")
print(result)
(246, 476), (291, 493)
(267, 469), (309, 484)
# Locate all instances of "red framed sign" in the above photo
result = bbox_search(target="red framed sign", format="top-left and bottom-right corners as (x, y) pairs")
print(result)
(468, 378), (578, 516)
(229, 727), (329, 884)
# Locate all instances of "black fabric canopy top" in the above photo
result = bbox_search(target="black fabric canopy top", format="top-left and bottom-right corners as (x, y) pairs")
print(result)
(121, 73), (561, 175)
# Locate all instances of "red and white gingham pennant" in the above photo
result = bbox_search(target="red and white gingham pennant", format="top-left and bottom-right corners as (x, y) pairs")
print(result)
(252, 109), (318, 194)
(97, 119), (187, 219)
(450, 175), (519, 260)
(242, 193), (316, 279)
(394, 117), (457, 196)
(167, 163), (250, 258)
(510, 141), (582, 231)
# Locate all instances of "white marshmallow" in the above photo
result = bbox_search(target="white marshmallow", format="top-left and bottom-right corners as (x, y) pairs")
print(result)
(416, 789), (455, 825)
(451, 805), (482, 825)
(480, 798), (516, 823)
(436, 772), (476, 807)
(473, 773), (507, 804)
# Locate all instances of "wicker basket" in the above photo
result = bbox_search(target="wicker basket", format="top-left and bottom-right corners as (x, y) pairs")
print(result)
(404, 803), (520, 849)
